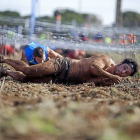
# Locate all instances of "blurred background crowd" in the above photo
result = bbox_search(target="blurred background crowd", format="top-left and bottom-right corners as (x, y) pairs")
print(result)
(0, 0), (140, 60)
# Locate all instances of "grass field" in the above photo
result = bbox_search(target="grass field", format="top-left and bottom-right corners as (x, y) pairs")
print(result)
(0, 51), (140, 140)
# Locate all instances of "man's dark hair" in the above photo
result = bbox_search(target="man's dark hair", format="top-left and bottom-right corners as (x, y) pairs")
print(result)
(121, 58), (139, 76)
(33, 47), (45, 57)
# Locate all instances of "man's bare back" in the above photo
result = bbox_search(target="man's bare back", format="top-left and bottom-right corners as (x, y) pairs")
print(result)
(68, 55), (116, 84)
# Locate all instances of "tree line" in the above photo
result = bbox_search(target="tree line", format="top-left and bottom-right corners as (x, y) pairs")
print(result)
(0, 9), (140, 27)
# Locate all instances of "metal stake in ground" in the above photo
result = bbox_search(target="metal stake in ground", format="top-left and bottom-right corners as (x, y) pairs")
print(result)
(122, 34), (127, 59)
(1, 31), (4, 69)
(128, 34), (133, 59)
(132, 35), (137, 61)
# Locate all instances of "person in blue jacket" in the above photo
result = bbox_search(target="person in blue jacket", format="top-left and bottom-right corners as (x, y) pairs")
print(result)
(21, 41), (62, 65)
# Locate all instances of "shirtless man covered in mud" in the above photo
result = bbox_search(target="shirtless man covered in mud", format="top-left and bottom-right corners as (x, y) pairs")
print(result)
(0, 54), (138, 86)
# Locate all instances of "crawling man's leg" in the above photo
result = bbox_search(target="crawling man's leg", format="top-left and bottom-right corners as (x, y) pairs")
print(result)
(1, 69), (52, 83)
(0, 55), (63, 78)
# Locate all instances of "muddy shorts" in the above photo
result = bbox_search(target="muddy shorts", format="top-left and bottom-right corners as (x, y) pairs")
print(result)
(52, 57), (71, 85)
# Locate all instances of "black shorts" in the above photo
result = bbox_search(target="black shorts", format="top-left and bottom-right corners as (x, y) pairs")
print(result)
(52, 57), (71, 85)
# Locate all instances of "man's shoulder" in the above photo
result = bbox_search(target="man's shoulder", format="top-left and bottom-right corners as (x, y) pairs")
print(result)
(24, 45), (34, 54)
(100, 55), (115, 66)
(100, 54), (110, 58)
(99, 55), (111, 61)
(90, 54), (109, 59)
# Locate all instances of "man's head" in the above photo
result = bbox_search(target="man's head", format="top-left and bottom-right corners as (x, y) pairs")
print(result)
(114, 58), (139, 77)
(33, 47), (46, 63)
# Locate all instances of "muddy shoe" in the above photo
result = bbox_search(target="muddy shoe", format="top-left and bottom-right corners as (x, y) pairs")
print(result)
(0, 68), (10, 78)
(0, 55), (4, 63)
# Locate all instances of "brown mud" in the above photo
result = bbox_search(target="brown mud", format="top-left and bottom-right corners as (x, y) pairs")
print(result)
(0, 73), (140, 140)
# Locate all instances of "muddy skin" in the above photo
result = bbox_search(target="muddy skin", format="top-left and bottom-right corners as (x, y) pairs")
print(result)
(3, 58), (63, 78)
(7, 70), (52, 83)
(2, 55), (121, 85)
(68, 55), (115, 84)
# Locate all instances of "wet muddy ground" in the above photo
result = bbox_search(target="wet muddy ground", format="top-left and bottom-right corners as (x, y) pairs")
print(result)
(0, 75), (140, 140)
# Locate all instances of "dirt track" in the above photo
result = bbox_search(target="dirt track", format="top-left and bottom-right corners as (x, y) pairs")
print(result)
(0, 51), (139, 140)
(0, 75), (140, 140)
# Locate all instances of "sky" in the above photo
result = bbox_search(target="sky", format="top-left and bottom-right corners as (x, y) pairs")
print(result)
(1, 0), (140, 26)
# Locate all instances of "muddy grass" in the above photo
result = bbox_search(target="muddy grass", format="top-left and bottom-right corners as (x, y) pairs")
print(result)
(0, 75), (140, 140)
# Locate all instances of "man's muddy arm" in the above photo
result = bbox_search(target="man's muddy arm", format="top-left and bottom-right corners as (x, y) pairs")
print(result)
(47, 47), (63, 59)
(90, 64), (122, 83)
(20, 50), (29, 65)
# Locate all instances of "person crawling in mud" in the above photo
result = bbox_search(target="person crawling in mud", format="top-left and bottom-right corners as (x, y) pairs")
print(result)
(21, 41), (62, 65)
(0, 54), (138, 86)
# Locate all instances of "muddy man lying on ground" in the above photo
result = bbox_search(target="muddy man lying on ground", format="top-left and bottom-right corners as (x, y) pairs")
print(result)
(0, 54), (138, 86)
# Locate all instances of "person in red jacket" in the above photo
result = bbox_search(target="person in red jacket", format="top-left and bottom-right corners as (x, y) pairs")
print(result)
(0, 44), (14, 56)
(68, 50), (86, 59)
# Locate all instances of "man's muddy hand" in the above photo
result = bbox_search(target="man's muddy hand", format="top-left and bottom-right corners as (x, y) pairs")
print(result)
(111, 75), (123, 83)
